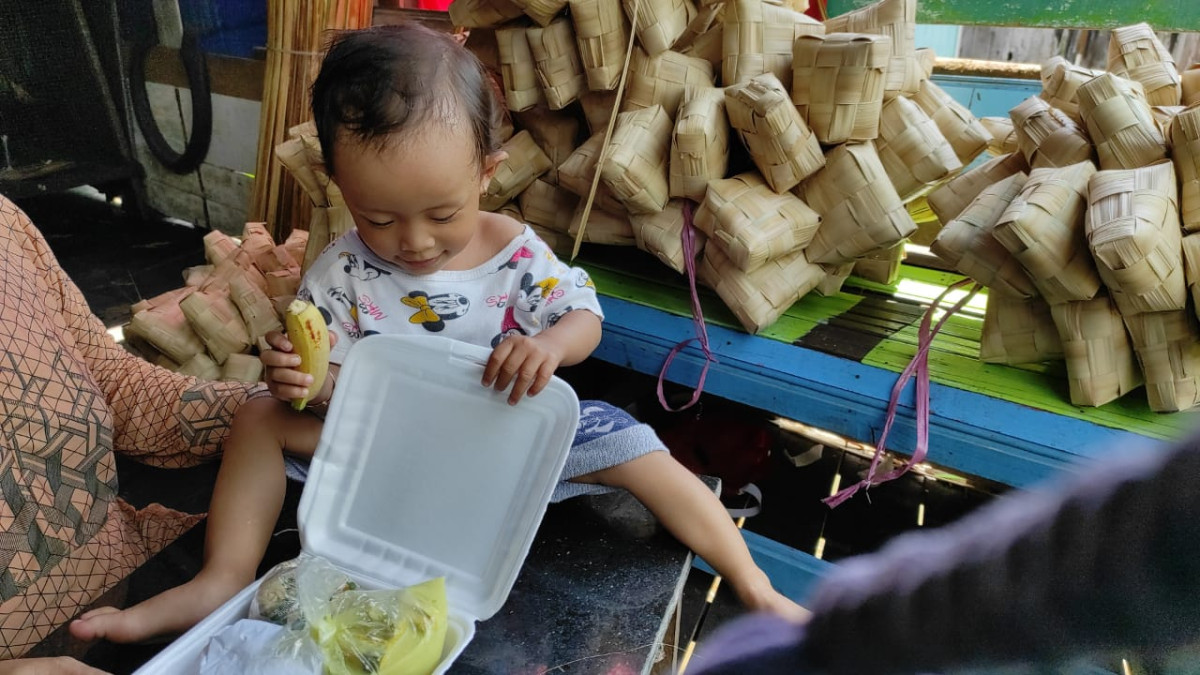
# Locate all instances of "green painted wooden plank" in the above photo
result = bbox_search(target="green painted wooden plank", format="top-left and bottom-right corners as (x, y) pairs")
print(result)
(861, 322), (1195, 440)
(826, 0), (1200, 32)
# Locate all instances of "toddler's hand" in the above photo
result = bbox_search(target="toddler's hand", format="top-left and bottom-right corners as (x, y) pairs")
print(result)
(260, 330), (336, 403)
(483, 335), (564, 405)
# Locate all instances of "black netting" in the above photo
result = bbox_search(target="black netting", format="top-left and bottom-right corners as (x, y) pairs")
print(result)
(0, 1), (134, 194)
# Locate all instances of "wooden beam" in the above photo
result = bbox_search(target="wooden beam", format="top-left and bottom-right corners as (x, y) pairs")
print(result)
(143, 46), (265, 101)
(826, 0), (1200, 32)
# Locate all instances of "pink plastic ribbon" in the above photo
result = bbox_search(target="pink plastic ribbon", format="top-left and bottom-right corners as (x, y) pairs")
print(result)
(657, 200), (719, 412)
(824, 279), (982, 508)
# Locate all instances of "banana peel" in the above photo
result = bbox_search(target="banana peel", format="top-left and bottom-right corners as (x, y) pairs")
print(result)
(313, 577), (449, 675)
(284, 299), (330, 411)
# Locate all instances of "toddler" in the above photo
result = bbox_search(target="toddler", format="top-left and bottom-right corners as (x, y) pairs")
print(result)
(71, 23), (804, 643)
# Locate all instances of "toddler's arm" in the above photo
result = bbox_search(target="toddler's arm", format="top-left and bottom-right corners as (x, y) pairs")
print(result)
(482, 309), (601, 405)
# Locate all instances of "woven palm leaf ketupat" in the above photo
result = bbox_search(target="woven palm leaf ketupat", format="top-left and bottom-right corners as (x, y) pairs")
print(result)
(497, 26), (545, 112)
(623, 49), (715, 118)
(495, 201), (524, 221)
(674, 2), (724, 53)
(927, 151), (1029, 225)
(822, 0), (921, 99)
(930, 172), (1040, 299)
(725, 73), (824, 193)
(875, 95), (962, 202)
(623, 0), (695, 55)
(527, 19), (587, 109)
(581, 89), (622, 134)
(852, 241), (905, 284)
(981, 116), (1020, 156)
(680, 15), (724, 67)
(128, 294), (206, 366)
(514, 105), (581, 185)
(1085, 160), (1186, 315)
(979, 293), (1064, 365)
(800, 142), (915, 264)
(1171, 104), (1200, 232)
(178, 290), (252, 365)
(519, 178), (580, 231)
(1123, 309), (1200, 411)
(600, 105), (674, 214)
(721, 0), (823, 87)
(449, 0), (526, 27)
(221, 353), (265, 383)
(913, 79), (990, 165)
(1107, 23), (1182, 107)
(1050, 294), (1143, 407)
(630, 199), (709, 273)
(698, 243), (824, 334)
(816, 262), (855, 296)
(1182, 231), (1200, 313)
(483, 130), (553, 210)
(530, 223), (575, 255)
(1185, 65), (1200, 106)
(569, 203), (637, 244)
(177, 353), (222, 381)
(992, 162), (1102, 305)
(1009, 96), (1094, 169)
(693, 172), (821, 272)
(1151, 105), (1186, 136)
(228, 274), (282, 341)
(569, 0), (630, 91)
(791, 33), (890, 145)
(914, 46), (935, 80)
(670, 86), (729, 201)
(1040, 56), (1104, 124)
(1076, 72), (1168, 170)
(558, 132), (629, 213)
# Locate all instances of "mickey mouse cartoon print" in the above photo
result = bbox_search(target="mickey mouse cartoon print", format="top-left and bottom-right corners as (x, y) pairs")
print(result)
(403, 291), (470, 332)
(490, 272), (559, 347)
(339, 251), (392, 281)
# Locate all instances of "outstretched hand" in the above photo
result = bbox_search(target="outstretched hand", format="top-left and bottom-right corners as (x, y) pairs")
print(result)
(482, 335), (565, 405)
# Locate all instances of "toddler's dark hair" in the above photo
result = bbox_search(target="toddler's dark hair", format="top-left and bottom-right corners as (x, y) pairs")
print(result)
(311, 23), (500, 175)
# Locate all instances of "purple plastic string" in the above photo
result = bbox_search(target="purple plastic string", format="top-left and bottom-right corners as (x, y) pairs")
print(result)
(657, 200), (719, 412)
(824, 279), (981, 508)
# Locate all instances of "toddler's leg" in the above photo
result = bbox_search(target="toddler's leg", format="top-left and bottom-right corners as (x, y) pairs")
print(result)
(70, 397), (324, 643)
(575, 451), (808, 622)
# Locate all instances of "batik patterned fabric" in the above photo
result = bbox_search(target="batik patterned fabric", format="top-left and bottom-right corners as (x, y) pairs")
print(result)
(0, 196), (261, 657)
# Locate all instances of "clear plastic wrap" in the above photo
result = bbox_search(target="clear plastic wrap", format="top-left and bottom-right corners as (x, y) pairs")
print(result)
(246, 555), (448, 675)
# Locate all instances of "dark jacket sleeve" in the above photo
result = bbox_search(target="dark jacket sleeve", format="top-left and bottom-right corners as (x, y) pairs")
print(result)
(691, 433), (1200, 674)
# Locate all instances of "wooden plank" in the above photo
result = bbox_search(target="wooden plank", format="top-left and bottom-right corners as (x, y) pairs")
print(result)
(144, 46), (265, 101)
(592, 296), (1172, 489)
(826, 0), (1200, 32)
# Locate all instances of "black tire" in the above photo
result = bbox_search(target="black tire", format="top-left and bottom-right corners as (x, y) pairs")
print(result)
(128, 30), (212, 174)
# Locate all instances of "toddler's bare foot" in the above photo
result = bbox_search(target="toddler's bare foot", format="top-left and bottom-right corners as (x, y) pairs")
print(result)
(734, 573), (811, 623)
(69, 570), (250, 644)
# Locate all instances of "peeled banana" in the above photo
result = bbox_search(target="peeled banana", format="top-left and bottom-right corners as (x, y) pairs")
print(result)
(284, 299), (330, 411)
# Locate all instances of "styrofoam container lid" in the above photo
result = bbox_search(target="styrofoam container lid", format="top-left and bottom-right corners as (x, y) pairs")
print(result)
(298, 334), (579, 621)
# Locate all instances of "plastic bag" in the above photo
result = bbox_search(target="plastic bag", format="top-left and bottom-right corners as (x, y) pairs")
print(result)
(258, 555), (449, 675)
(250, 555), (356, 630)
(309, 578), (448, 675)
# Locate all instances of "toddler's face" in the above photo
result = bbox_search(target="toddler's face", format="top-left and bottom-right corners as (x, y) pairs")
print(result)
(332, 125), (497, 275)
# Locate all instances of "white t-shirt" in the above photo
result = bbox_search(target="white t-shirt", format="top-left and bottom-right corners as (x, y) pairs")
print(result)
(298, 226), (605, 364)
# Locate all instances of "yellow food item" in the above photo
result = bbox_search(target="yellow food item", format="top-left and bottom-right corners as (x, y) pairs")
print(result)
(284, 299), (329, 411)
(313, 577), (449, 675)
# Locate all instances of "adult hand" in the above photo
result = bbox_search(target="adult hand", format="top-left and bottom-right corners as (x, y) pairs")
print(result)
(482, 334), (565, 405)
(0, 657), (111, 675)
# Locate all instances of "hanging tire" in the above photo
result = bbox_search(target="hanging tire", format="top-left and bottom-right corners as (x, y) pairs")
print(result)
(128, 30), (212, 174)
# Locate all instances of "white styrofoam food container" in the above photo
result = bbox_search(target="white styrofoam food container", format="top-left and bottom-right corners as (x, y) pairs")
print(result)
(136, 334), (580, 674)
